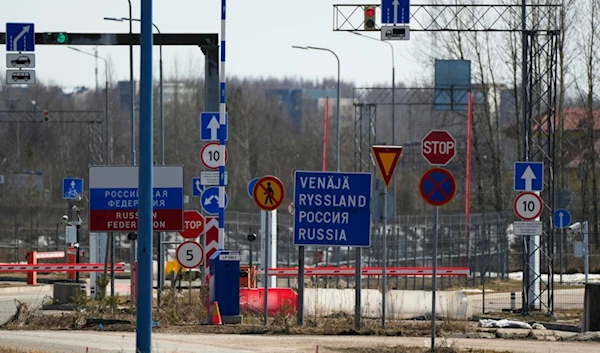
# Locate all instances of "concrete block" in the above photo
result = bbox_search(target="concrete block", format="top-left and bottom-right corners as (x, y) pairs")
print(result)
(583, 283), (600, 332)
(53, 282), (85, 304)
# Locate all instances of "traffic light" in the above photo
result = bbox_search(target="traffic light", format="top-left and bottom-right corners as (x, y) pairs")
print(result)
(364, 6), (377, 31)
(43, 32), (69, 44)
(43, 110), (49, 122)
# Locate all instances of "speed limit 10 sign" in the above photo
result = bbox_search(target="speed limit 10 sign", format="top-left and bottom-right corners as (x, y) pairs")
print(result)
(200, 142), (228, 170)
(514, 192), (544, 221)
(176, 241), (204, 269)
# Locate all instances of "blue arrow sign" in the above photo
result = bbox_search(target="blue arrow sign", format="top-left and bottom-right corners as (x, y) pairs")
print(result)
(6, 23), (35, 52)
(201, 186), (228, 215)
(514, 161), (544, 192)
(382, 0), (410, 24)
(62, 177), (84, 199)
(554, 208), (571, 229)
(191, 177), (204, 197)
(247, 177), (259, 199)
(200, 112), (228, 141)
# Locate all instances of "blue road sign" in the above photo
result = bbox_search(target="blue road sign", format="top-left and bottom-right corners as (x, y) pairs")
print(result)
(247, 177), (259, 199)
(293, 171), (372, 247)
(554, 209), (571, 229)
(191, 177), (204, 197)
(62, 177), (84, 199)
(382, 0), (410, 24)
(514, 161), (544, 192)
(419, 168), (456, 206)
(6, 23), (35, 52)
(200, 112), (228, 141)
(201, 186), (228, 215)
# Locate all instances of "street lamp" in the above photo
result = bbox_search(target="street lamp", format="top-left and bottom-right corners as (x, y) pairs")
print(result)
(104, 17), (164, 166)
(292, 45), (341, 172)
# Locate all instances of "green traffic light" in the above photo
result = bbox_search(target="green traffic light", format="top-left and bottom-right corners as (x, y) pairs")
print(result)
(56, 33), (67, 44)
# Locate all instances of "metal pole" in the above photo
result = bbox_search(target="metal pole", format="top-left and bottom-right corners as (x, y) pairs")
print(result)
(110, 234), (115, 297)
(520, 0), (530, 315)
(335, 54), (341, 172)
(583, 221), (589, 285)
(431, 206), (439, 352)
(297, 245), (304, 326)
(382, 186), (388, 328)
(105, 68), (110, 165)
(75, 222), (81, 282)
(263, 211), (270, 326)
(128, 0), (136, 166)
(136, 0), (153, 350)
(354, 247), (362, 330)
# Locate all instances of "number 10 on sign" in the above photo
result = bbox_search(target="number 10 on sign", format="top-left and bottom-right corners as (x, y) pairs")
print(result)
(513, 192), (543, 221)
(200, 142), (228, 170)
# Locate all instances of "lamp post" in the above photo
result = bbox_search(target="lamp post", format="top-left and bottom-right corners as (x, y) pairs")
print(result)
(104, 17), (164, 165)
(351, 32), (396, 329)
(291, 45), (341, 171)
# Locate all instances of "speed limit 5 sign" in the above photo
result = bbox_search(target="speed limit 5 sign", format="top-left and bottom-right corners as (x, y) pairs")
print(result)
(514, 192), (543, 221)
(176, 241), (204, 269)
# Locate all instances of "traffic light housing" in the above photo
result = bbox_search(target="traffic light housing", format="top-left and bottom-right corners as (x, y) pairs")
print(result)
(42, 32), (69, 44)
(364, 6), (377, 31)
(43, 110), (49, 122)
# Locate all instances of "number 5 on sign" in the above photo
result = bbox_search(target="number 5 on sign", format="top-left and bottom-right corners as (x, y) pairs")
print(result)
(176, 241), (204, 269)
(201, 142), (228, 170)
(513, 192), (543, 221)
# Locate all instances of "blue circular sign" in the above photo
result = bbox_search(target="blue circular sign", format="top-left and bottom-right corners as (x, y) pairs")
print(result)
(554, 208), (571, 229)
(201, 187), (228, 215)
(247, 177), (259, 199)
(419, 168), (456, 206)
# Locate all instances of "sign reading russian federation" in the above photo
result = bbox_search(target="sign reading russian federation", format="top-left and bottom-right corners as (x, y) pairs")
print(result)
(293, 171), (372, 247)
(88, 166), (184, 232)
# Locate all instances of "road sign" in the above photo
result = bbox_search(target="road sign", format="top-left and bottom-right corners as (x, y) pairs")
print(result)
(514, 221), (543, 236)
(287, 201), (294, 216)
(421, 130), (456, 166)
(191, 177), (204, 197)
(178, 210), (205, 239)
(204, 217), (219, 270)
(513, 192), (543, 221)
(6, 70), (35, 85)
(62, 177), (84, 199)
(88, 166), (184, 232)
(382, 0), (410, 24)
(200, 112), (228, 141)
(200, 142), (228, 170)
(200, 171), (228, 186)
(247, 177), (259, 199)
(293, 171), (372, 247)
(514, 161), (544, 192)
(253, 175), (285, 211)
(6, 23), (35, 52)
(554, 208), (571, 229)
(370, 189), (395, 223)
(419, 168), (456, 206)
(6, 53), (35, 68)
(201, 186), (228, 215)
(176, 241), (204, 269)
(372, 145), (403, 187)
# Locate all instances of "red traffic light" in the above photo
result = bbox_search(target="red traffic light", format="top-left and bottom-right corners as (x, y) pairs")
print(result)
(43, 110), (49, 121)
(365, 8), (375, 17)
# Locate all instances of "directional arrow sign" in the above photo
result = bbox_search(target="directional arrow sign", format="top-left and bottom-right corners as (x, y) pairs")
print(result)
(200, 112), (228, 142)
(200, 186), (228, 215)
(382, 0), (410, 24)
(6, 23), (35, 52)
(554, 208), (571, 229)
(191, 177), (204, 197)
(514, 162), (544, 192)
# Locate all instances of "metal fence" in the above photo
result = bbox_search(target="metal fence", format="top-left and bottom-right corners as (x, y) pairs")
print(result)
(0, 206), (590, 312)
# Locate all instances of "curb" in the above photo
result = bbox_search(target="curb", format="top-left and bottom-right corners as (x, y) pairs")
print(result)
(0, 284), (53, 294)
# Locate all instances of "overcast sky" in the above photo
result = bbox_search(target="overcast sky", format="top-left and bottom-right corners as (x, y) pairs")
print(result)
(1, 0), (433, 90)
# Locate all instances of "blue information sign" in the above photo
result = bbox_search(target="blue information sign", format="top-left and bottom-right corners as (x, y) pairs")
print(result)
(191, 177), (203, 197)
(201, 186), (228, 215)
(419, 168), (456, 206)
(293, 171), (372, 247)
(62, 177), (84, 199)
(554, 209), (571, 229)
(200, 112), (228, 142)
(514, 161), (544, 192)
(382, 0), (410, 24)
(247, 177), (259, 199)
(6, 23), (35, 52)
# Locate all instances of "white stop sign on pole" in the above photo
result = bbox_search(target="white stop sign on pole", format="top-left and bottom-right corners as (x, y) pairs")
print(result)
(176, 241), (204, 269)
(513, 192), (543, 221)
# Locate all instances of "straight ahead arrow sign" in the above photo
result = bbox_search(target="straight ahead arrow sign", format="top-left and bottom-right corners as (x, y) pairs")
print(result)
(521, 166), (536, 191)
(393, 0), (400, 24)
(207, 115), (220, 141)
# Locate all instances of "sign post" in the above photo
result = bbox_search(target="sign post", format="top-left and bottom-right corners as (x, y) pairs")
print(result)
(420, 129), (456, 352)
(371, 145), (403, 328)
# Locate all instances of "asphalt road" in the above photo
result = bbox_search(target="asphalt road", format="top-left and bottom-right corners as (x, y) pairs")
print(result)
(0, 286), (53, 324)
(0, 330), (598, 353)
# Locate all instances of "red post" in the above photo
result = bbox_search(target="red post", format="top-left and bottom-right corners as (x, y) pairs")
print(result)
(323, 96), (330, 172)
(26, 251), (37, 285)
(67, 247), (76, 280)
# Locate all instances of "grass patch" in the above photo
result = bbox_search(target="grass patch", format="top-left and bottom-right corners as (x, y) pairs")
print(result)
(0, 348), (48, 353)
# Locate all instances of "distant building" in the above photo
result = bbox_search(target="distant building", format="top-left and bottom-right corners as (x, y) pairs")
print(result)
(117, 80), (139, 110)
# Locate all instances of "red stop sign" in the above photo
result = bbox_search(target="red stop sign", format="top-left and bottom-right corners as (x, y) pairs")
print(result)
(178, 210), (205, 239)
(421, 130), (456, 166)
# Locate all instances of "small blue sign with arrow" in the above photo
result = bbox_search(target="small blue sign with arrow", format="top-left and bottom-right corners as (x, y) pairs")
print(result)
(554, 208), (571, 229)
(191, 177), (204, 197)
(382, 0), (410, 24)
(200, 186), (228, 215)
(200, 112), (228, 142)
(514, 161), (544, 192)
(62, 177), (84, 199)
(6, 23), (35, 52)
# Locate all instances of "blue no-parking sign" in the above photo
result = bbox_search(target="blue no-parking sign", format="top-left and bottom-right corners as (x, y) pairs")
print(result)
(419, 168), (456, 206)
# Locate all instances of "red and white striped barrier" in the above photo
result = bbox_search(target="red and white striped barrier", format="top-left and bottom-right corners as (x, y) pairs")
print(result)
(0, 263), (125, 273)
(34, 251), (65, 260)
(257, 267), (470, 277)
